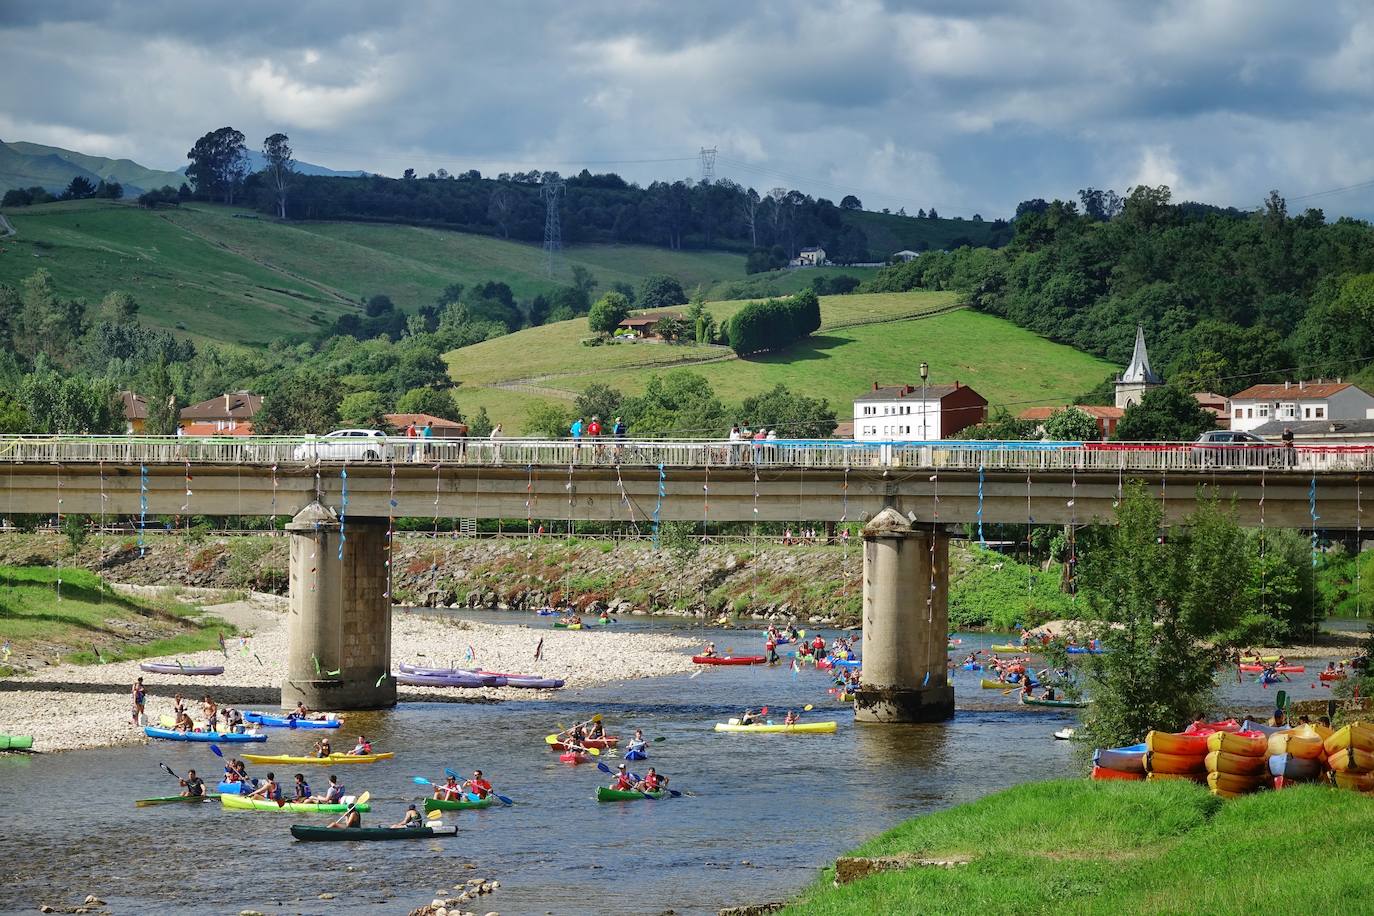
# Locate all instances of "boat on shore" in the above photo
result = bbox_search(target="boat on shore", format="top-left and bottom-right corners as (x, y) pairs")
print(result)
(290, 824), (456, 842)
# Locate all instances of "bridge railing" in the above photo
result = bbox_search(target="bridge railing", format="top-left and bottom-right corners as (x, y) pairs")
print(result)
(0, 435), (1372, 472)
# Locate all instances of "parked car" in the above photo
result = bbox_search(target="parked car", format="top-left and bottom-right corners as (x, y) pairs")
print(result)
(293, 429), (393, 462)
(1191, 429), (1282, 468)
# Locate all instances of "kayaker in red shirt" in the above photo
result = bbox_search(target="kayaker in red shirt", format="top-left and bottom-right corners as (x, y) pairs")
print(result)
(811, 635), (826, 658)
(701, 641), (718, 658)
(765, 637), (779, 665)
(634, 767), (662, 792)
(610, 763), (635, 791)
(465, 770), (493, 799)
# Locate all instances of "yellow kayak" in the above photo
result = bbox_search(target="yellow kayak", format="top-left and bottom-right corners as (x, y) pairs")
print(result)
(980, 678), (1014, 689)
(714, 720), (837, 734)
(241, 752), (394, 765)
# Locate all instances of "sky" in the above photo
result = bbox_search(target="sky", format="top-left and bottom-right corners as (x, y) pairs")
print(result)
(4, 0), (1374, 219)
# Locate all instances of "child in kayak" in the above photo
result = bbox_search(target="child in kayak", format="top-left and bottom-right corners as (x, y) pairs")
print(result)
(465, 770), (493, 799)
(609, 763), (635, 791)
(434, 775), (463, 801)
(783, 710), (799, 725)
(292, 773), (311, 801)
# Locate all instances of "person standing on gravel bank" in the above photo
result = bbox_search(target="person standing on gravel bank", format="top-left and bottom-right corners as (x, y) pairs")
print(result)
(130, 677), (146, 725)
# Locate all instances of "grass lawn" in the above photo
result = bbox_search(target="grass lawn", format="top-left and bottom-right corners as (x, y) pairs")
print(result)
(784, 779), (1374, 915)
(0, 566), (235, 671)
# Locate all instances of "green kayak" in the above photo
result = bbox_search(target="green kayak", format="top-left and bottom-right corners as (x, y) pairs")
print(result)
(423, 794), (496, 812)
(134, 793), (220, 808)
(0, 734), (34, 751)
(596, 786), (667, 802)
(290, 824), (457, 841)
(221, 794), (370, 814)
(1019, 695), (1089, 709)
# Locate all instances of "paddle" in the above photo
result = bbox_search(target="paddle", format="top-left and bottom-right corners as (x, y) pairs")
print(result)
(594, 760), (683, 798)
(327, 790), (370, 828)
(444, 767), (513, 806)
(545, 713), (602, 744)
(209, 744), (224, 758)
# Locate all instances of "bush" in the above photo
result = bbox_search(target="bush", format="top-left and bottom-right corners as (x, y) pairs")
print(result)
(726, 290), (822, 356)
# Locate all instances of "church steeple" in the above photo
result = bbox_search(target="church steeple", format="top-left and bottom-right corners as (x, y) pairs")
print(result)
(1116, 325), (1162, 409)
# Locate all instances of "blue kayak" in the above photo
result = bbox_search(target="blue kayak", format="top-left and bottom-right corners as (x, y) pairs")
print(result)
(144, 726), (265, 743)
(1066, 646), (1105, 655)
(961, 663), (982, 671)
(244, 711), (341, 730)
(624, 748), (647, 761)
(217, 781), (247, 794)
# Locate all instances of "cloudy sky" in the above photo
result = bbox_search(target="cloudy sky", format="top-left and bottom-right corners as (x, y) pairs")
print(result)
(4, 0), (1374, 218)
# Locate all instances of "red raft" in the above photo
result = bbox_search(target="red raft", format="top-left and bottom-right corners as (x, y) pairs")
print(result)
(559, 751), (590, 765)
(692, 655), (767, 666)
(1238, 664), (1305, 674)
(550, 736), (619, 751)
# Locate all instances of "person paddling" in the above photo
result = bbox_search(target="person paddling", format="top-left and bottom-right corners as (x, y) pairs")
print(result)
(464, 769), (493, 799)
(179, 768), (205, 798)
(291, 773), (311, 801)
(701, 641), (719, 658)
(739, 708), (759, 726)
(434, 775), (463, 801)
(302, 773), (344, 804)
(783, 709), (800, 725)
(626, 729), (647, 755)
(634, 767), (663, 793)
(350, 735), (373, 755)
(248, 772), (281, 802)
(314, 737), (333, 758)
(609, 763), (635, 791)
(391, 804), (424, 829)
(328, 803), (362, 829)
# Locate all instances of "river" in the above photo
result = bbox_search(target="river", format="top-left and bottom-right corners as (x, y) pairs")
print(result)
(0, 615), (1345, 915)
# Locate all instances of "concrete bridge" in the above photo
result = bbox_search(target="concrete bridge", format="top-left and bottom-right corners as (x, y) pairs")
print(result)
(2, 435), (1368, 721)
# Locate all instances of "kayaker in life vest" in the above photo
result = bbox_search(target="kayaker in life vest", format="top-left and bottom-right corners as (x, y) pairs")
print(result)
(626, 729), (647, 754)
(302, 774), (344, 804)
(739, 708), (759, 726)
(588, 720), (606, 740)
(765, 638), (779, 665)
(179, 769), (205, 798)
(292, 773), (311, 801)
(351, 735), (373, 755)
(811, 635), (826, 658)
(314, 737), (333, 758)
(634, 767), (663, 792)
(701, 641), (718, 658)
(391, 804), (425, 829)
(465, 770), (493, 799)
(248, 772), (281, 801)
(610, 763), (635, 791)
(434, 775), (462, 801)
(786, 623), (800, 641)
(783, 710), (799, 725)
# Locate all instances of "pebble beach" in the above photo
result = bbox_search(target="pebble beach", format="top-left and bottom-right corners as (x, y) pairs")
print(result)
(0, 591), (700, 754)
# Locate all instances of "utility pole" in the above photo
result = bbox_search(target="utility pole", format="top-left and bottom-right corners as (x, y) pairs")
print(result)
(542, 177), (564, 277)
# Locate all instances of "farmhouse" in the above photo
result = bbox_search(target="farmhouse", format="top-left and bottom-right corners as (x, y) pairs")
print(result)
(119, 390), (147, 434)
(853, 381), (987, 441)
(617, 313), (684, 340)
(793, 247), (826, 267)
(179, 391), (262, 436)
(384, 412), (468, 437)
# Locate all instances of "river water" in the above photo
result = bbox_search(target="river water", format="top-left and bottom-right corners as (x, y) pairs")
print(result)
(0, 616), (1345, 915)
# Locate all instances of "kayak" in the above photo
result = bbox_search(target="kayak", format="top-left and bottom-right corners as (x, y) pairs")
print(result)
(1238, 664), (1304, 673)
(290, 824), (457, 842)
(0, 734), (34, 751)
(476, 670), (565, 689)
(1319, 670), (1347, 681)
(138, 661), (225, 676)
(1267, 753), (1323, 780)
(1146, 731), (1209, 756)
(1018, 695), (1088, 709)
(552, 622), (583, 630)
(1204, 750), (1268, 777)
(244, 711), (342, 729)
(692, 655), (766, 666)
(624, 748), (647, 761)
(1147, 751), (1207, 776)
(714, 720), (838, 734)
(1323, 723), (1374, 755)
(1326, 746), (1374, 773)
(242, 752), (393, 765)
(559, 751), (590, 764)
(217, 781), (246, 794)
(991, 644), (1038, 653)
(1239, 655), (1280, 664)
(1207, 771), (1263, 795)
(221, 795), (370, 814)
(535, 608), (559, 616)
(397, 672), (507, 688)
(1091, 765), (1143, 781)
(1066, 646), (1104, 655)
(596, 787), (668, 801)
(829, 658), (861, 669)
(1205, 731), (1267, 756)
(1093, 744), (1147, 774)
(423, 794), (497, 812)
(144, 726), (265, 743)
(550, 737), (618, 751)
(980, 679), (1014, 689)
(960, 663), (982, 671)
(135, 793), (220, 807)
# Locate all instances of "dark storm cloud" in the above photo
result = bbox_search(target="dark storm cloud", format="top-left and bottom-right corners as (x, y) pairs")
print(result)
(4, 0), (1374, 217)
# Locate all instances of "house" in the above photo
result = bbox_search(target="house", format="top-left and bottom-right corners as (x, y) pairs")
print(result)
(1227, 380), (1374, 433)
(1115, 325), (1162, 409)
(383, 413), (468, 438)
(119, 390), (147, 435)
(1250, 418), (1374, 445)
(793, 247), (826, 267)
(892, 250), (921, 262)
(1017, 405), (1124, 441)
(179, 391), (262, 436)
(853, 381), (987, 440)
(617, 313), (683, 340)
(832, 419), (855, 439)
(1193, 392), (1230, 429)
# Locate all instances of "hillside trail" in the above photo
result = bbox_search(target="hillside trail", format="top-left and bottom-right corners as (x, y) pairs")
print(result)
(0, 214), (16, 239)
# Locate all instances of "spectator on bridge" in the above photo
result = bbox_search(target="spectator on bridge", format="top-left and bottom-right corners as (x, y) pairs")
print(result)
(1282, 427), (1295, 467)
(612, 416), (626, 460)
(729, 425), (742, 465)
(405, 421), (419, 462)
(421, 420), (434, 459)
(489, 424), (503, 464)
(570, 417), (584, 461)
(752, 427), (766, 465)
(587, 415), (603, 462)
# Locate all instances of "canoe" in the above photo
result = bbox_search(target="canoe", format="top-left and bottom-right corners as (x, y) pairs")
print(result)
(596, 787), (668, 801)
(714, 720), (838, 734)
(1205, 731), (1267, 757)
(830, 658), (862, 669)
(624, 748), (648, 761)
(1238, 664), (1304, 673)
(144, 726), (265, 743)
(396, 672), (507, 688)
(241, 752), (393, 765)
(1091, 765), (1143, 781)
(1019, 695), (1088, 709)
(1204, 750), (1268, 777)
(1268, 753), (1323, 780)
(476, 671), (565, 689)
(1146, 731), (1208, 756)
(135, 793), (220, 807)
(550, 736), (619, 751)
(1239, 655), (1280, 664)
(1185, 719), (1242, 735)
(1147, 750), (1207, 775)
(692, 655), (766, 666)
(1319, 670), (1347, 681)
(221, 795), (370, 814)
(1323, 722), (1374, 755)
(138, 661), (225, 676)
(1093, 744), (1147, 774)
(1268, 727), (1325, 760)
(423, 794), (497, 812)
(990, 644), (1037, 653)
(0, 734), (34, 751)
(1332, 771), (1374, 792)
(244, 712), (342, 729)
(1206, 771), (1263, 794)
(559, 751), (589, 764)
(1326, 746), (1374, 773)
(290, 824), (457, 842)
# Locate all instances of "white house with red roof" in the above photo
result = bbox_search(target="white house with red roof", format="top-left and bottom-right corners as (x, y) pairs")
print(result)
(1228, 380), (1374, 433)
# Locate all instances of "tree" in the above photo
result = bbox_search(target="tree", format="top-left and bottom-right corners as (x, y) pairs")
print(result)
(570, 265), (598, 298)
(574, 384), (628, 426)
(254, 372), (342, 434)
(1114, 386), (1216, 441)
(839, 194), (863, 211)
(523, 400), (571, 438)
(587, 292), (631, 335)
(1042, 406), (1100, 441)
(142, 357), (178, 435)
(95, 180), (123, 200)
(624, 371), (727, 437)
(63, 176), (97, 200)
(339, 390), (388, 427)
(685, 292), (714, 343)
(468, 406), (493, 437)
(949, 407), (1038, 441)
(0, 390), (28, 433)
(262, 132), (295, 219)
(638, 274), (687, 310)
(186, 127), (248, 204)
(739, 384), (836, 438)
(653, 315), (689, 342)
(394, 386), (460, 420)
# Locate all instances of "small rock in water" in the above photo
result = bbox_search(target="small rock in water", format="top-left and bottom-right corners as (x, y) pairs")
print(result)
(319, 892), (336, 900)
(84, 897), (104, 906)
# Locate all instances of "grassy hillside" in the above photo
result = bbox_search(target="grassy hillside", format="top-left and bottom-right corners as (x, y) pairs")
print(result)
(446, 291), (1114, 431)
(0, 200), (766, 344)
(0, 140), (185, 195)
(846, 208), (1010, 256)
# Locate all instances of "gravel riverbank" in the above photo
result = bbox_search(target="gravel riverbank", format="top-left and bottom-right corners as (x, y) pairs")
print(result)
(0, 593), (699, 754)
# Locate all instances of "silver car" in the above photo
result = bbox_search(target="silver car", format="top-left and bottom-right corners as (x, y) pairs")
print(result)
(293, 429), (394, 462)
(1191, 429), (1281, 468)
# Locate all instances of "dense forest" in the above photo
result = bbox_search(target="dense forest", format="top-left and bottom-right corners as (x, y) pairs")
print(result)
(869, 186), (1374, 398)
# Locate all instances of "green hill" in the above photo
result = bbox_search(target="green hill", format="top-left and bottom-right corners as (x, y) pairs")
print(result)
(0, 140), (186, 195)
(445, 291), (1114, 431)
(846, 209), (1011, 256)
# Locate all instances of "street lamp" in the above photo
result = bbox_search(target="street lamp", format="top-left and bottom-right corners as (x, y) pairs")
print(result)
(919, 361), (929, 440)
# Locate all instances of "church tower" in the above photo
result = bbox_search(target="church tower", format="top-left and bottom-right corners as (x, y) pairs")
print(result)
(1115, 325), (1162, 409)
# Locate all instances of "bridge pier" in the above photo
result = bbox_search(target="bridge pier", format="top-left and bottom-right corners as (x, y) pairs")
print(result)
(281, 502), (396, 711)
(854, 508), (954, 723)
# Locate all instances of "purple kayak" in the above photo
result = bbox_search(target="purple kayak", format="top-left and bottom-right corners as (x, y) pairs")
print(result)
(397, 662), (478, 677)
(475, 670), (565, 690)
(139, 661), (225, 676)
(396, 671), (507, 689)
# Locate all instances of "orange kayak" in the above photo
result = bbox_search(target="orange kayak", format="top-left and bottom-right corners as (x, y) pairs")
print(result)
(1326, 746), (1374, 773)
(1147, 771), (1205, 784)
(1205, 750), (1268, 777)
(1207, 771), (1263, 795)
(1268, 727), (1325, 760)
(1148, 750), (1207, 775)
(1333, 771), (1374, 792)
(1091, 765), (1144, 781)
(1205, 731), (1266, 757)
(1146, 730), (1208, 756)
(1323, 722), (1374, 756)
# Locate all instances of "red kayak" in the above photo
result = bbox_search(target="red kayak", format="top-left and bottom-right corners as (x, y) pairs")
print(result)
(550, 736), (618, 751)
(1319, 670), (1347, 681)
(559, 751), (589, 765)
(1238, 664), (1305, 674)
(693, 655), (766, 666)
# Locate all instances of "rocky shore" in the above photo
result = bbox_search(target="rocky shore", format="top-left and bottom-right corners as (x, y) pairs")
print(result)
(0, 590), (699, 754)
